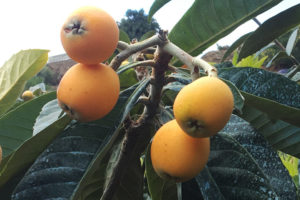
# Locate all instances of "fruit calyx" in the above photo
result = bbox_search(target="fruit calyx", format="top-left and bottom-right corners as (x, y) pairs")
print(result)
(64, 19), (86, 35)
(58, 100), (80, 121)
(183, 119), (207, 138)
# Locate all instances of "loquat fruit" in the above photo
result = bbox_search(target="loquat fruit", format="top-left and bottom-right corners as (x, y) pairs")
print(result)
(57, 63), (120, 122)
(150, 119), (210, 182)
(21, 90), (34, 101)
(173, 76), (234, 138)
(60, 6), (119, 64)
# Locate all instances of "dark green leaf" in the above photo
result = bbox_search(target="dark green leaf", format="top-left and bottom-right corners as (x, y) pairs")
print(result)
(218, 67), (300, 124)
(0, 92), (56, 157)
(0, 114), (71, 197)
(239, 3), (300, 60)
(104, 139), (144, 200)
(196, 115), (296, 199)
(219, 115), (296, 199)
(169, 0), (282, 64)
(0, 49), (49, 115)
(239, 105), (300, 158)
(148, 0), (171, 22)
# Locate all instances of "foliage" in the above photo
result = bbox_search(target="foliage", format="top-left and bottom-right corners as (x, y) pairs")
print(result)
(232, 51), (268, 68)
(1, 1), (300, 200)
(118, 9), (160, 40)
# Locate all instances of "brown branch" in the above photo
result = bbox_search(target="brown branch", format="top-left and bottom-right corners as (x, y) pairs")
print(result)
(101, 37), (172, 200)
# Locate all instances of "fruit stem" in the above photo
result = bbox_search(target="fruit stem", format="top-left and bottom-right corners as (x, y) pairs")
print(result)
(162, 41), (218, 79)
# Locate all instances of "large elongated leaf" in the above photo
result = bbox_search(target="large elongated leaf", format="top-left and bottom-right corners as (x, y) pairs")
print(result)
(196, 115), (297, 199)
(218, 67), (300, 124)
(217, 66), (300, 157)
(0, 92), (56, 157)
(239, 3), (300, 60)
(0, 49), (49, 115)
(0, 114), (71, 200)
(169, 0), (282, 61)
(148, 0), (172, 21)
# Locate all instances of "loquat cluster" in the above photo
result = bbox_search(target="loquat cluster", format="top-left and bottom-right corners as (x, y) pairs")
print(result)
(151, 76), (234, 182)
(57, 6), (120, 122)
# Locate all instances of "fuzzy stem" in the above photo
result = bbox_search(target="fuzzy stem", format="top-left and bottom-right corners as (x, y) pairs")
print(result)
(162, 41), (218, 80)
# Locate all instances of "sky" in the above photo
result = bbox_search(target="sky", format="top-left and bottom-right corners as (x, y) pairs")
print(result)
(0, 0), (298, 66)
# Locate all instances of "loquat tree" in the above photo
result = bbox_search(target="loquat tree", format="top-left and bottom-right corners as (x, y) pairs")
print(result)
(0, 1), (300, 200)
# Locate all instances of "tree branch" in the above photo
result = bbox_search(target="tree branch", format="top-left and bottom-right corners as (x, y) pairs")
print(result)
(110, 32), (168, 71)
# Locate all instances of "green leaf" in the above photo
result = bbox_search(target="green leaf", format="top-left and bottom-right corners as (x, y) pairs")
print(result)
(201, 115), (297, 199)
(222, 32), (253, 62)
(0, 91), (56, 157)
(0, 114), (71, 197)
(145, 145), (178, 200)
(241, 91), (300, 127)
(169, 0), (282, 63)
(148, 0), (171, 22)
(236, 54), (268, 68)
(0, 49), (49, 115)
(286, 27), (299, 56)
(218, 67), (300, 157)
(104, 138), (144, 200)
(239, 105), (300, 158)
(32, 99), (63, 135)
(118, 64), (139, 90)
(218, 67), (300, 124)
(239, 3), (300, 60)
(119, 29), (131, 44)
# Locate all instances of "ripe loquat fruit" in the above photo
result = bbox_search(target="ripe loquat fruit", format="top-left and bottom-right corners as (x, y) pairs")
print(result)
(173, 76), (234, 138)
(150, 119), (210, 182)
(57, 63), (120, 122)
(21, 90), (34, 101)
(60, 6), (119, 64)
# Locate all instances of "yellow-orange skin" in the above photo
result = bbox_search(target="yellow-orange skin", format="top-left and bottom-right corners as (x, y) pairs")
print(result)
(174, 76), (234, 138)
(21, 90), (34, 101)
(57, 63), (120, 122)
(151, 120), (210, 182)
(60, 6), (119, 64)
